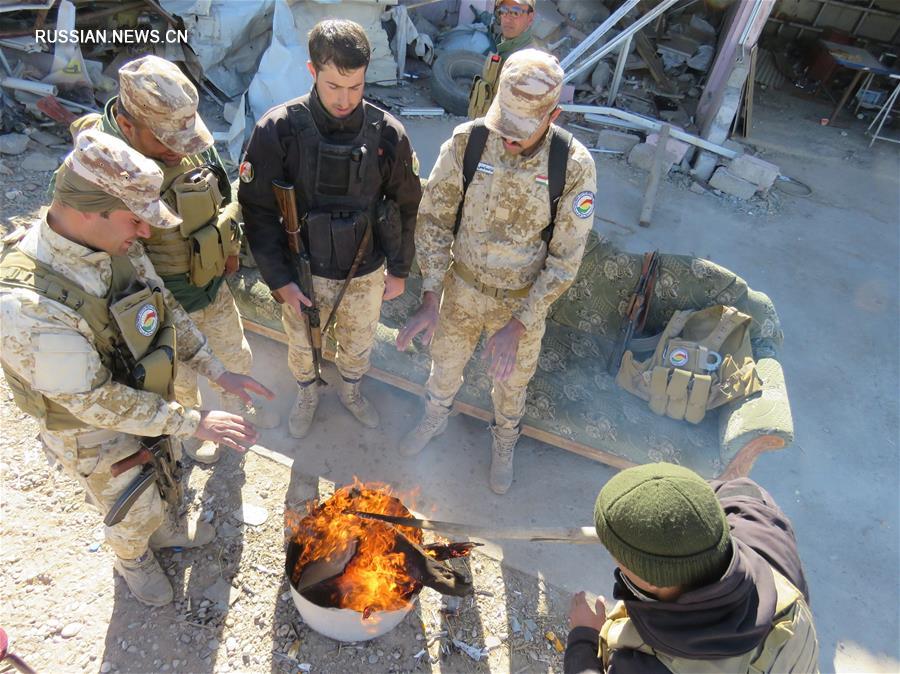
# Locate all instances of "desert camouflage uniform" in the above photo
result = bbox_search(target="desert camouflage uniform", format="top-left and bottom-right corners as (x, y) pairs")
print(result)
(69, 55), (251, 417)
(0, 131), (225, 559)
(417, 121), (597, 429)
(282, 267), (386, 384)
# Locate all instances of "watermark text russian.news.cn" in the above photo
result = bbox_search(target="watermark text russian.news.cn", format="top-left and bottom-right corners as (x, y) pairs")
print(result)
(34, 29), (189, 45)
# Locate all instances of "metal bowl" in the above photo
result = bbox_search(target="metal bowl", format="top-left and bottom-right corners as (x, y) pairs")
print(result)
(289, 583), (416, 642)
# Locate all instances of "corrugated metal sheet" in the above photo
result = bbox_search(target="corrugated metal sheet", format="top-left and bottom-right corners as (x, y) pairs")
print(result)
(755, 47), (789, 88)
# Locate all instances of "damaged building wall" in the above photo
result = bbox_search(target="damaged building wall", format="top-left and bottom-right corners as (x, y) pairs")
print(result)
(767, 0), (900, 44)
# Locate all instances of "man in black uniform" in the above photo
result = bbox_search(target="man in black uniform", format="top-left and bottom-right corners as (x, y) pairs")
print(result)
(238, 19), (422, 438)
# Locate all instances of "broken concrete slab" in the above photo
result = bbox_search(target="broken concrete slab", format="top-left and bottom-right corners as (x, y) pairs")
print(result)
(709, 166), (757, 200)
(21, 153), (59, 172)
(728, 154), (780, 191)
(0, 133), (30, 156)
(596, 129), (641, 154)
(26, 130), (66, 147)
(628, 142), (676, 173)
(646, 131), (690, 164)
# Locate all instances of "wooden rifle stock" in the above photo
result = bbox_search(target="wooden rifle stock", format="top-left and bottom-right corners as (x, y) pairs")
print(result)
(272, 180), (325, 384)
(607, 251), (660, 375)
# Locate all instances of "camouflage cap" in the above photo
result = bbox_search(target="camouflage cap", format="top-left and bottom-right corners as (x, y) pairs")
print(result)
(118, 55), (213, 155)
(484, 49), (563, 142)
(65, 128), (181, 229)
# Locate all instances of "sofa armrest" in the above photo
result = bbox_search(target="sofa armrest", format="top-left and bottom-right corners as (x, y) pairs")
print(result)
(717, 357), (794, 476)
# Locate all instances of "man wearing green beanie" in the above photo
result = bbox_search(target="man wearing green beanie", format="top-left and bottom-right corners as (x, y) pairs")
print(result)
(564, 463), (820, 673)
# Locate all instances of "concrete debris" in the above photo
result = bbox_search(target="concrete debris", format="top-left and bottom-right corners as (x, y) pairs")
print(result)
(709, 167), (757, 200)
(728, 154), (780, 192)
(232, 503), (268, 526)
(0, 133), (30, 155)
(596, 129), (641, 153)
(687, 44), (716, 72)
(25, 129), (65, 147)
(21, 153), (59, 172)
(628, 142), (676, 174)
(591, 61), (612, 93)
(646, 131), (690, 164)
(557, 0), (611, 23)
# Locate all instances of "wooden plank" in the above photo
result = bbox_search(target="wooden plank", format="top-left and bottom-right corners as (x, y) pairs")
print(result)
(633, 32), (677, 94)
(242, 319), (637, 471)
(639, 123), (670, 227)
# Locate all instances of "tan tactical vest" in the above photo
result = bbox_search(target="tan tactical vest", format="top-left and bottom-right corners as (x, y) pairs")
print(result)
(0, 244), (176, 431)
(599, 567), (820, 674)
(616, 305), (763, 424)
(468, 53), (504, 118)
(149, 165), (229, 287)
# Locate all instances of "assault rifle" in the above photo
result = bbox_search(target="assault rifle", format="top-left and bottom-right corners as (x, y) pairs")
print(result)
(104, 436), (182, 526)
(607, 251), (660, 376)
(272, 180), (326, 385)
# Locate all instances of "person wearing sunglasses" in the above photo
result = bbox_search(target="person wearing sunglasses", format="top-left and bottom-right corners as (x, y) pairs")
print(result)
(468, 0), (547, 118)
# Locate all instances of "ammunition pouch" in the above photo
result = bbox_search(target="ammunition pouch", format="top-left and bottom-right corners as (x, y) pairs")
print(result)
(155, 166), (228, 287)
(468, 54), (503, 118)
(109, 282), (177, 402)
(616, 305), (763, 424)
(305, 210), (374, 273)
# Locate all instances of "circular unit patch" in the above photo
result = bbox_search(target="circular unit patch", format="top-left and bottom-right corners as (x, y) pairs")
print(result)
(239, 161), (254, 183)
(573, 191), (595, 218)
(669, 347), (689, 368)
(136, 304), (159, 338)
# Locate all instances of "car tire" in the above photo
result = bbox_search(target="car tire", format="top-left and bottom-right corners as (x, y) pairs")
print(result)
(431, 50), (485, 116)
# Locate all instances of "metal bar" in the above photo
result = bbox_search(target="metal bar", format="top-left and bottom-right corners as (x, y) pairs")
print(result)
(561, 104), (741, 158)
(563, 0), (680, 85)
(559, 0), (641, 70)
(851, 0), (874, 36)
(738, 0), (765, 47)
(351, 511), (601, 544)
(607, 35), (632, 106)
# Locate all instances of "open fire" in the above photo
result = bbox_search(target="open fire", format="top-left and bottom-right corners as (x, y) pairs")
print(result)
(286, 480), (474, 635)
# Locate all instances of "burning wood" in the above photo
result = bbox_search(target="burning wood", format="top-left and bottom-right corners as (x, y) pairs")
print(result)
(287, 481), (473, 618)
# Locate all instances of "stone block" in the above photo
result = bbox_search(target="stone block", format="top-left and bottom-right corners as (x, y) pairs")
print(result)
(628, 142), (675, 173)
(0, 133), (30, 156)
(727, 154), (780, 191)
(646, 131), (690, 164)
(596, 129), (640, 154)
(709, 167), (757, 200)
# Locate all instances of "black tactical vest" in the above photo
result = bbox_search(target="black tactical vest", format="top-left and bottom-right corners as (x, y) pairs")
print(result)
(287, 100), (385, 276)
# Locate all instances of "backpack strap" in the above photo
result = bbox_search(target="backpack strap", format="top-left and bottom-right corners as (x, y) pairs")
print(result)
(452, 123), (571, 243)
(452, 121), (490, 237)
(544, 127), (572, 244)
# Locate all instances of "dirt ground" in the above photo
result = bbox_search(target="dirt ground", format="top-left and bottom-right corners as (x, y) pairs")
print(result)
(0, 371), (578, 674)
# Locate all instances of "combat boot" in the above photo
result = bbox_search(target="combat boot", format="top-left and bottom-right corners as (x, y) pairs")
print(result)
(338, 378), (380, 428)
(114, 549), (174, 607)
(221, 393), (280, 429)
(289, 381), (319, 439)
(182, 436), (221, 464)
(489, 425), (520, 495)
(399, 400), (451, 457)
(150, 511), (215, 549)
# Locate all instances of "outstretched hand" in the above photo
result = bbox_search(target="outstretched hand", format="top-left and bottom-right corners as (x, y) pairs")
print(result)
(396, 291), (439, 351)
(483, 318), (525, 381)
(568, 591), (607, 631)
(195, 410), (258, 452)
(215, 372), (275, 406)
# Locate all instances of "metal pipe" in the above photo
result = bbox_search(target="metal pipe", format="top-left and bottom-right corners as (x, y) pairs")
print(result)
(559, 0), (640, 70)
(561, 104), (740, 159)
(563, 0), (680, 85)
(1, 77), (57, 97)
(607, 35), (632, 107)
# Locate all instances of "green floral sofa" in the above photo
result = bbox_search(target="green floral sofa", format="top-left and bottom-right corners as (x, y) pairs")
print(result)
(230, 233), (793, 478)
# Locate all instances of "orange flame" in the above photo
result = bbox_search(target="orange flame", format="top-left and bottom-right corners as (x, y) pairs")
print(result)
(291, 480), (423, 614)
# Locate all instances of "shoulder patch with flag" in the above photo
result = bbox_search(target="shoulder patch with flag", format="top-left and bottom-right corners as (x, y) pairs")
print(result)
(535, 174), (549, 186)
(573, 191), (595, 218)
(239, 161), (254, 183)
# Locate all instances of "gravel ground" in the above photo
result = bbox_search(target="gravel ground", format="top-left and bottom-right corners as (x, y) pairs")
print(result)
(0, 371), (573, 674)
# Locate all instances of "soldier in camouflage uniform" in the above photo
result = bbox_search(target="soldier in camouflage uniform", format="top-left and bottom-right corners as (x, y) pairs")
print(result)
(68, 55), (278, 465)
(0, 130), (272, 606)
(239, 20), (422, 438)
(468, 0), (547, 117)
(398, 50), (597, 494)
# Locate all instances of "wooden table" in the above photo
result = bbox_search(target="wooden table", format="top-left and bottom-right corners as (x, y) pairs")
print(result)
(818, 40), (898, 125)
